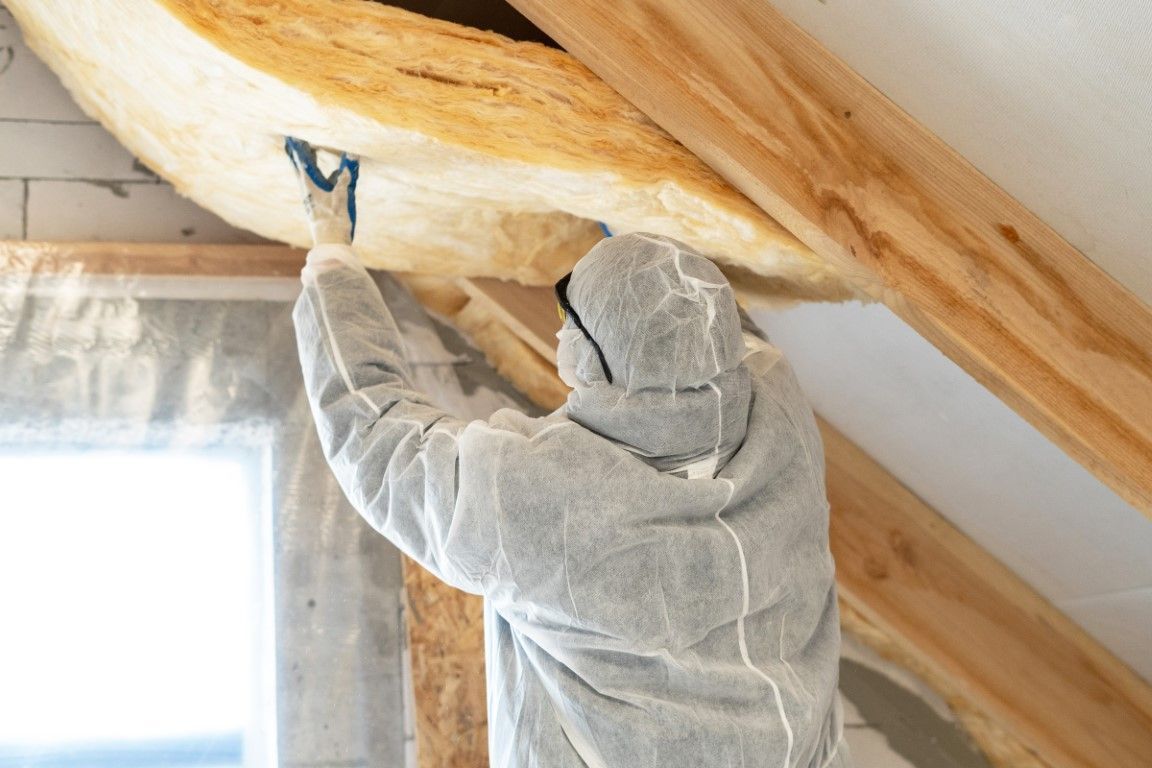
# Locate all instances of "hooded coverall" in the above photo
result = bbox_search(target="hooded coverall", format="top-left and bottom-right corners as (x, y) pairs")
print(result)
(292, 229), (851, 768)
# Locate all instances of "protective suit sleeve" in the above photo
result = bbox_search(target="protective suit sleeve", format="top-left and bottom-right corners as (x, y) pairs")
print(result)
(292, 247), (485, 593)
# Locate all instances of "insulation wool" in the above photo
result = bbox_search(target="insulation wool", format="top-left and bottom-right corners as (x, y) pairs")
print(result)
(7, 0), (857, 300)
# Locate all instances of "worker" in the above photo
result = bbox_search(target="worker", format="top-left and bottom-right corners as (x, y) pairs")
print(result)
(287, 137), (851, 768)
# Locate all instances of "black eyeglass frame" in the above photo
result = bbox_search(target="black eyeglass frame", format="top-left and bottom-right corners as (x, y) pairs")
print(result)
(554, 272), (614, 384)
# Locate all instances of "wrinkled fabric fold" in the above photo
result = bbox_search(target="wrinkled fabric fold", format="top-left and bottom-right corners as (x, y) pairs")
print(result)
(566, 366), (750, 473)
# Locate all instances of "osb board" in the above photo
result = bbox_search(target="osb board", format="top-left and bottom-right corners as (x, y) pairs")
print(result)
(6, 0), (855, 303)
(402, 556), (488, 767)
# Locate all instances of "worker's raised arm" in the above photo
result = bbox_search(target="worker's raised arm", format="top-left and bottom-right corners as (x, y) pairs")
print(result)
(285, 137), (490, 594)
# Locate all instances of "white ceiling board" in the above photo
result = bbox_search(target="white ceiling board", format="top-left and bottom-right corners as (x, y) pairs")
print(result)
(770, 0), (1152, 305)
(751, 302), (1152, 603)
(1057, 588), (1152, 682)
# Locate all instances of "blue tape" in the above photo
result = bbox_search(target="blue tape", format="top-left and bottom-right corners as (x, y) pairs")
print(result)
(342, 154), (360, 241)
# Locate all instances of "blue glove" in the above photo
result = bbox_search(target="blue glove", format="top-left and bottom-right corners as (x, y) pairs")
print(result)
(285, 136), (359, 246)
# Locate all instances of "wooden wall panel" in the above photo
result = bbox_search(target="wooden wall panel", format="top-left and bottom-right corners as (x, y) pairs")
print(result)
(402, 558), (488, 768)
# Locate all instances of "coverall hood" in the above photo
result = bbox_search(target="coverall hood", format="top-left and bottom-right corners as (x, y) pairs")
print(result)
(563, 233), (751, 473)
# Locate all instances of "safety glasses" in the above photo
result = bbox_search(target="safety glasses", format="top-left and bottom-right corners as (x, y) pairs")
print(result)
(554, 273), (614, 384)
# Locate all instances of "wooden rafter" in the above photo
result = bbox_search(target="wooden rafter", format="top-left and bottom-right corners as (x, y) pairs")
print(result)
(459, 277), (561, 363)
(505, 0), (1152, 515)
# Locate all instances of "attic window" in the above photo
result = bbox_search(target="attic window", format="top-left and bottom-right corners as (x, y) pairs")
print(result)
(0, 448), (273, 767)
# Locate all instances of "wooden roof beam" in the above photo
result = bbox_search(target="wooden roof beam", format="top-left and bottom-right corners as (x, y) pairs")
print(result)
(505, 0), (1152, 514)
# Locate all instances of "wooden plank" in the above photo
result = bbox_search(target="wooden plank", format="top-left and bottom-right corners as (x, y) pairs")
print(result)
(505, 0), (1152, 514)
(0, 240), (305, 276)
(401, 557), (488, 768)
(477, 281), (1152, 768)
(459, 277), (562, 364)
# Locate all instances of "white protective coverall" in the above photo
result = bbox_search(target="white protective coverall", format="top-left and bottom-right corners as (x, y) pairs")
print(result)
(292, 230), (850, 768)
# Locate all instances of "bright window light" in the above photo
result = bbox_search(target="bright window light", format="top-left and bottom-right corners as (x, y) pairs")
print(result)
(0, 448), (265, 766)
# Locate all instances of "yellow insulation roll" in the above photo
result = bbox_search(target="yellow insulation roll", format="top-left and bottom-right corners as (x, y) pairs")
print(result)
(8, 0), (855, 299)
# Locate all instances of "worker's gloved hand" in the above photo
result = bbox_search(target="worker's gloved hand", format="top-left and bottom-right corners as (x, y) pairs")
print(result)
(285, 136), (360, 249)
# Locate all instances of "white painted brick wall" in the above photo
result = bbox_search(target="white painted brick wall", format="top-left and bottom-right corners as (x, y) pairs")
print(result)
(0, 123), (160, 180)
(0, 4), (262, 245)
(27, 179), (267, 243)
(0, 178), (22, 238)
(0, 9), (92, 121)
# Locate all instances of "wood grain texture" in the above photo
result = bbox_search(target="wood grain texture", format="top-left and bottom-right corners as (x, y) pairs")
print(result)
(459, 277), (563, 364)
(402, 557), (488, 768)
(476, 280), (1152, 768)
(0, 240), (305, 276)
(506, 0), (1152, 514)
